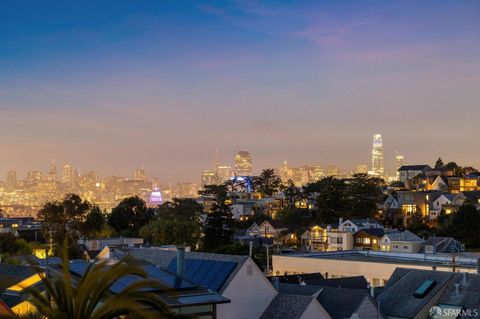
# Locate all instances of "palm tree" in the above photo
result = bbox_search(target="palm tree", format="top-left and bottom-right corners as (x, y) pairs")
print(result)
(9, 248), (191, 319)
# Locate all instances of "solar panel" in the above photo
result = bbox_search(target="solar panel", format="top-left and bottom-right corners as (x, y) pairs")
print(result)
(167, 259), (237, 292)
(143, 264), (195, 290)
(69, 261), (89, 277)
(69, 262), (195, 293)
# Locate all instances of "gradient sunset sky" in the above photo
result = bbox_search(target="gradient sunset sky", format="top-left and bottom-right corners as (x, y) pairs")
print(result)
(1, 0), (479, 183)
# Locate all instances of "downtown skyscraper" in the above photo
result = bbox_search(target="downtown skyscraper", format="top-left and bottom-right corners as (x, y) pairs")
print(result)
(371, 134), (384, 177)
(234, 151), (253, 176)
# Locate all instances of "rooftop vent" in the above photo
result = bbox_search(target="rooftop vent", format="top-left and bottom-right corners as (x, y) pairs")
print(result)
(413, 280), (436, 298)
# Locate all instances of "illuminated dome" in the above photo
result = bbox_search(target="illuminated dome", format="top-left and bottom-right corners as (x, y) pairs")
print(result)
(149, 187), (163, 205)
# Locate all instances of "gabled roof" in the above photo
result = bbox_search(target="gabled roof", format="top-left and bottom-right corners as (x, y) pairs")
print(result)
(442, 193), (457, 201)
(342, 218), (381, 228)
(383, 230), (423, 242)
(0, 264), (36, 291)
(276, 272), (324, 285)
(317, 286), (372, 319)
(355, 228), (385, 238)
(460, 191), (480, 202)
(276, 283), (376, 319)
(260, 220), (287, 229)
(260, 294), (316, 319)
(423, 237), (463, 253)
(398, 165), (431, 171)
(167, 258), (237, 292)
(277, 283), (323, 296)
(437, 273), (480, 317)
(376, 268), (454, 319)
(122, 248), (248, 294)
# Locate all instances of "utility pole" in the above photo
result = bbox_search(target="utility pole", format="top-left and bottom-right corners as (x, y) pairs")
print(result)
(264, 244), (270, 275)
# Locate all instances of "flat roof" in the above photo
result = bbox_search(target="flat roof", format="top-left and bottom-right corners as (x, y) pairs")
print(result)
(274, 251), (479, 270)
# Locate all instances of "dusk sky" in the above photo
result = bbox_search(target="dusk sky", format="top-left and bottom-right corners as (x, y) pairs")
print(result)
(1, 0), (479, 183)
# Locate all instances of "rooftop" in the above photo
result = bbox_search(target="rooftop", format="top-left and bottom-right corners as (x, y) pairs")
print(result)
(275, 250), (479, 270)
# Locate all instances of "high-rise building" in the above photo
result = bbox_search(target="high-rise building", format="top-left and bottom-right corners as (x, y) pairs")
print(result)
(395, 153), (405, 180)
(326, 165), (339, 177)
(27, 170), (43, 182)
(311, 165), (324, 181)
(63, 164), (74, 184)
(217, 166), (232, 183)
(48, 158), (57, 181)
(134, 167), (147, 181)
(201, 170), (217, 186)
(6, 170), (17, 187)
(371, 134), (385, 177)
(234, 151), (252, 176)
(355, 164), (369, 174)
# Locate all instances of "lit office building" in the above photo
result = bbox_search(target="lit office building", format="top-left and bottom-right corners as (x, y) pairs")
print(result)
(134, 167), (147, 181)
(217, 166), (232, 183)
(201, 170), (218, 186)
(6, 170), (17, 187)
(395, 153), (405, 180)
(234, 151), (252, 176)
(355, 164), (369, 174)
(326, 166), (339, 177)
(371, 134), (385, 177)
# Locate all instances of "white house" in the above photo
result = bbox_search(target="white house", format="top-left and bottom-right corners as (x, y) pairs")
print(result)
(398, 165), (431, 182)
(339, 218), (383, 232)
(379, 230), (424, 253)
(430, 194), (456, 219)
(126, 248), (278, 319)
(247, 220), (288, 238)
(430, 176), (449, 191)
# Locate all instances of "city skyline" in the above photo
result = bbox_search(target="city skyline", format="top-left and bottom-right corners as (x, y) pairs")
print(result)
(1, 140), (479, 185)
(1, 1), (480, 182)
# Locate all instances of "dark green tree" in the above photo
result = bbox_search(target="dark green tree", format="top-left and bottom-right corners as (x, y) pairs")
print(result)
(445, 161), (461, 176)
(347, 174), (382, 218)
(37, 194), (92, 255)
(140, 198), (203, 248)
(0, 233), (18, 255)
(434, 157), (445, 170)
(140, 219), (201, 248)
(107, 196), (154, 236)
(199, 184), (234, 251)
(449, 204), (480, 248)
(253, 169), (282, 196)
(312, 177), (348, 223)
(80, 206), (112, 239)
(282, 179), (301, 209)
(407, 209), (429, 236)
(156, 198), (203, 222)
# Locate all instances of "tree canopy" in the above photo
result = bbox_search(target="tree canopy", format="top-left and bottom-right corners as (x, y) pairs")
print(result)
(199, 184), (234, 251)
(107, 196), (154, 237)
(253, 169), (282, 196)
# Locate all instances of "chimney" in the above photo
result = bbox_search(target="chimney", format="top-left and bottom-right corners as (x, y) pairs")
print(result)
(272, 277), (280, 290)
(339, 218), (344, 226)
(249, 241), (253, 258)
(176, 246), (185, 277)
(462, 272), (468, 285)
(454, 283), (461, 296)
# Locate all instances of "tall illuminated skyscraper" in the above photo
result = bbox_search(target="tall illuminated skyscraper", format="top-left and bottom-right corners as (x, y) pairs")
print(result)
(395, 153), (405, 180)
(6, 170), (17, 187)
(63, 164), (73, 184)
(371, 134), (384, 177)
(234, 151), (252, 176)
(49, 158), (57, 181)
(134, 167), (147, 181)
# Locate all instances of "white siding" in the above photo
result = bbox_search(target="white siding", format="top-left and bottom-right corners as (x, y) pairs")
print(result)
(301, 299), (332, 319)
(218, 258), (277, 319)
